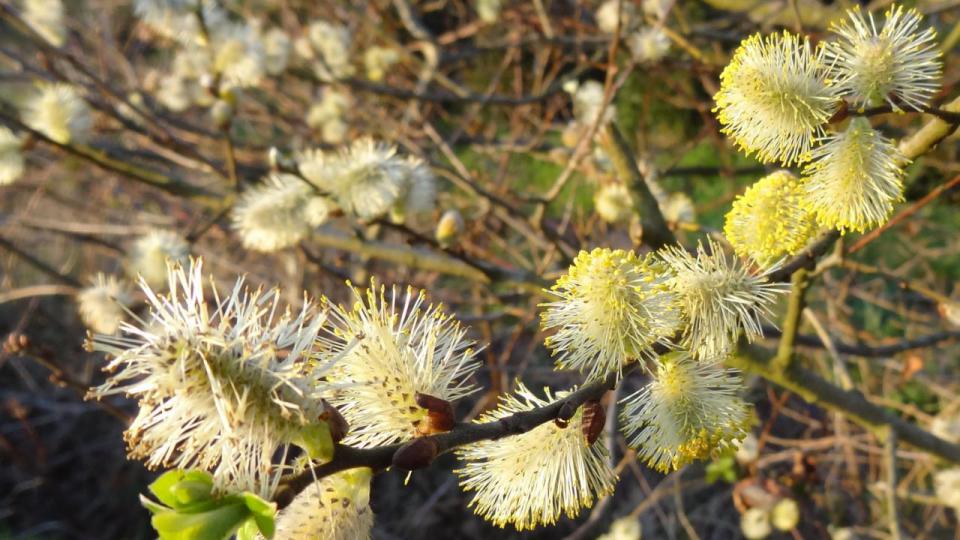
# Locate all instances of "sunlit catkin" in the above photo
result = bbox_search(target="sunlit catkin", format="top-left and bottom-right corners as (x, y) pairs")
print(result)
(231, 173), (334, 252)
(321, 282), (480, 448)
(724, 171), (821, 267)
(273, 468), (374, 540)
(621, 353), (750, 472)
(22, 83), (93, 145)
(714, 31), (838, 166)
(77, 273), (132, 335)
(87, 259), (339, 498)
(21, 0), (67, 47)
(827, 5), (941, 111)
(0, 127), (24, 185)
(659, 238), (787, 360)
(127, 229), (190, 289)
(298, 139), (408, 220)
(455, 384), (616, 530)
(541, 248), (681, 381)
(801, 117), (906, 233)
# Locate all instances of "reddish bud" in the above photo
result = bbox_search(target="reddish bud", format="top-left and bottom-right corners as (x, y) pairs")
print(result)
(415, 392), (455, 435)
(581, 401), (606, 445)
(318, 399), (349, 442)
(392, 437), (438, 470)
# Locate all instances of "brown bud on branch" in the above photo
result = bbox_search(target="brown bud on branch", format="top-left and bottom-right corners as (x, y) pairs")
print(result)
(415, 392), (456, 435)
(581, 400), (606, 445)
(392, 437), (439, 470)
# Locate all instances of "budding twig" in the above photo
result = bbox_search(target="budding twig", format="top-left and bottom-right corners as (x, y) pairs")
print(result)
(273, 362), (632, 509)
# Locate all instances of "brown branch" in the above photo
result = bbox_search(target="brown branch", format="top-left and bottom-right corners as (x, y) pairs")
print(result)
(0, 236), (82, 287)
(0, 110), (222, 205)
(829, 100), (960, 126)
(762, 327), (960, 358)
(605, 123), (676, 250)
(765, 231), (840, 283)
(730, 345), (960, 464)
(270, 233), (864, 508)
(273, 362), (634, 509)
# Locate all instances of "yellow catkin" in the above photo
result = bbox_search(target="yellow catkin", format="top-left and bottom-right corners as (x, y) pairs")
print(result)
(724, 171), (821, 267)
(713, 31), (838, 166)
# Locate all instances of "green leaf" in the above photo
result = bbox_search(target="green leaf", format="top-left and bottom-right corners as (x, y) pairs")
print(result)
(149, 470), (192, 508)
(239, 492), (276, 538)
(174, 479), (216, 506)
(705, 455), (737, 484)
(141, 494), (171, 515)
(149, 470), (216, 510)
(143, 470), (276, 540)
(151, 502), (249, 540)
(235, 518), (260, 540)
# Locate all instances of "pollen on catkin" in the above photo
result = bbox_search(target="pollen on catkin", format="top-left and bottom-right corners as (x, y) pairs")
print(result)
(21, 0), (67, 47)
(320, 282), (480, 448)
(231, 173), (334, 252)
(262, 27), (292, 76)
(392, 156), (437, 222)
(934, 467), (960, 511)
(594, 182), (633, 224)
(714, 31), (838, 166)
(826, 5), (941, 111)
(724, 170), (821, 267)
(273, 468), (374, 540)
(801, 117), (906, 233)
(22, 83), (93, 145)
(620, 352), (751, 472)
(209, 22), (266, 87)
(541, 248), (681, 381)
(363, 46), (400, 82)
(455, 384), (617, 530)
(298, 139), (414, 221)
(127, 229), (190, 289)
(0, 127), (25, 185)
(87, 259), (339, 498)
(77, 273), (133, 335)
(305, 21), (355, 81)
(659, 238), (786, 360)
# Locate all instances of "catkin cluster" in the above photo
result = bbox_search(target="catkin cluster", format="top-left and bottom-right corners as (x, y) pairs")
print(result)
(716, 5), (942, 265)
(63, 2), (949, 538)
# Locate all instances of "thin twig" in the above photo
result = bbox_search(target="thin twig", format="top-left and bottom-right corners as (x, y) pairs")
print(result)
(847, 173), (960, 254)
(274, 361), (634, 508)
(885, 429), (904, 540)
(0, 285), (78, 305)
(771, 269), (810, 375)
(731, 345), (960, 464)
